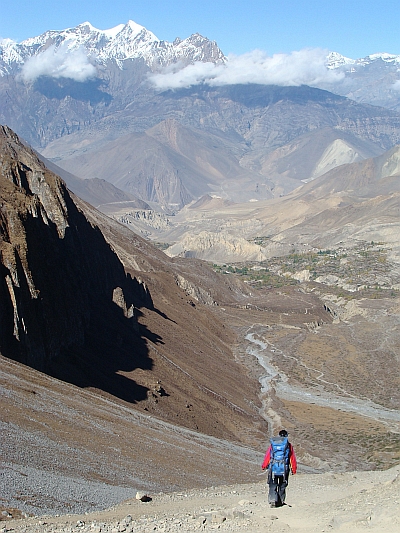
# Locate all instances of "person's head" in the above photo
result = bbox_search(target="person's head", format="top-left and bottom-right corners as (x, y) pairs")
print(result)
(279, 429), (288, 437)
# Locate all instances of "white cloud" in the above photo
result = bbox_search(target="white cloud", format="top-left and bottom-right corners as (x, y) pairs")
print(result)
(150, 48), (344, 90)
(21, 43), (97, 83)
(393, 80), (400, 92)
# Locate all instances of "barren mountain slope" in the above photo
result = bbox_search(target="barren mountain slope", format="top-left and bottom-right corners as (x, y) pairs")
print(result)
(50, 203), (400, 474)
(1, 126), (400, 526)
(38, 155), (150, 211)
(0, 124), (268, 447)
(101, 140), (400, 476)
(0, 354), (264, 518)
(55, 120), (273, 209)
(249, 126), (384, 191)
(39, 84), (400, 209)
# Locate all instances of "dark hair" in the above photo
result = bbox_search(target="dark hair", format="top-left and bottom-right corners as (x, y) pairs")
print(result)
(279, 429), (288, 437)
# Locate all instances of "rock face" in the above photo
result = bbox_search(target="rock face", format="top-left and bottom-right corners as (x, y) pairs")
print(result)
(165, 231), (267, 263)
(0, 125), (152, 396)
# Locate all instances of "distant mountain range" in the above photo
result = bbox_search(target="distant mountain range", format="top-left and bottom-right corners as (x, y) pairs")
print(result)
(324, 52), (400, 111)
(1, 21), (399, 108)
(1, 21), (400, 211)
(0, 21), (225, 75)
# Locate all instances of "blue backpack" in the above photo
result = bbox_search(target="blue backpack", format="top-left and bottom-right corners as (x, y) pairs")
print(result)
(270, 436), (290, 476)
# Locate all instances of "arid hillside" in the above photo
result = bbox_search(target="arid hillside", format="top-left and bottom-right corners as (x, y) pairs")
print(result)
(0, 124), (268, 446)
(129, 144), (400, 265)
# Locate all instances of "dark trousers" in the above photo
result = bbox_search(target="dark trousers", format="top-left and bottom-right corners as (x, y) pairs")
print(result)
(268, 472), (288, 506)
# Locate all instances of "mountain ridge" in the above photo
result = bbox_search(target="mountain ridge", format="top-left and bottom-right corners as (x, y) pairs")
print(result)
(0, 20), (225, 76)
(42, 84), (400, 209)
(2, 21), (400, 212)
(2, 21), (400, 78)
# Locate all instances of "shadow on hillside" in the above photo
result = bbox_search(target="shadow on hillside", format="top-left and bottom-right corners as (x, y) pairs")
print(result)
(34, 76), (112, 105)
(162, 83), (344, 108)
(0, 176), (163, 404)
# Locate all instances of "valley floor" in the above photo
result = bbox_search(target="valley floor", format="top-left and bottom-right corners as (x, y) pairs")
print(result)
(3, 465), (400, 533)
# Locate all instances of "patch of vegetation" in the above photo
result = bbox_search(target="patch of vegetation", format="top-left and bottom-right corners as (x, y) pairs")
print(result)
(249, 236), (271, 246)
(212, 263), (298, 288)
(153, 242), (170, 251)
(211, 242), (400, 296)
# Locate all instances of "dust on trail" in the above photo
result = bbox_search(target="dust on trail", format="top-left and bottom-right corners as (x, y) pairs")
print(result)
(245, 326), (400, 430)
(4, 465), (400, 533)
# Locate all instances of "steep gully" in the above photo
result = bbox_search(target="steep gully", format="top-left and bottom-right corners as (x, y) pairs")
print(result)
(245, 326), (400, 430)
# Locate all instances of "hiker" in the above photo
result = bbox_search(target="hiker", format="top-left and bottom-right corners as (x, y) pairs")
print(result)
(262, 429), (297, 507)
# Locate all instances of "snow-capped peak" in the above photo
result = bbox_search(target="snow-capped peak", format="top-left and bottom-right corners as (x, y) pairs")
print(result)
(126, 20), (153, 37)
(0, 21), (225, 77)
(326, 52), (355, 69)
(327, 51), (400, 70)
(76, 21), (98, 32)
(365, 52), (400, 63)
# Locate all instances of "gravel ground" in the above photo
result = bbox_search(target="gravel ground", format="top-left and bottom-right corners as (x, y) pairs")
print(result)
(2, 466), (400, 533)
(0, 461), (136, 517)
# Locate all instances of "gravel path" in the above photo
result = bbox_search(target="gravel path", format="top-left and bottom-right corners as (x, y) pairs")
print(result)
(2, 466), (399, 533)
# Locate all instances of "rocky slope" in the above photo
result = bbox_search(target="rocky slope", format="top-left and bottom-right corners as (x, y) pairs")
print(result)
(1, 126), (399, 525)
(0, 124), (268, 444)
(0, 125), (152, 380)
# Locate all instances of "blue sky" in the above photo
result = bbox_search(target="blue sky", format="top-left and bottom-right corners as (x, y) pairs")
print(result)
(1, 0), (399, 59)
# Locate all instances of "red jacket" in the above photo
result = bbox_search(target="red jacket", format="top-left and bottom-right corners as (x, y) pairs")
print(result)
(262, 442), (297, 474)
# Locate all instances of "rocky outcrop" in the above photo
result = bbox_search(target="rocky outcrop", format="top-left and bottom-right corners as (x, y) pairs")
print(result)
(0, 125), (153, 395)
(117, 210), (173, 230)
(174, 274), (216, 305)
(165, 230), (267, 263)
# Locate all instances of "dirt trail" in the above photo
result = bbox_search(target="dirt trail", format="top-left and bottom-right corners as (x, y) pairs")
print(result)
(3, 465), (400, 532)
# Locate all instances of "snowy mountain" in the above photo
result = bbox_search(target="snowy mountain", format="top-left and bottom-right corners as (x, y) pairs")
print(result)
(327, 51), (400, 69)
(0, 21), (225, 77)
(2, 21), (400, 110)
(324, 51), (400, 111)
